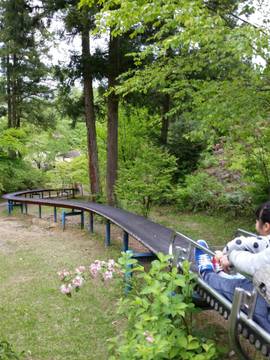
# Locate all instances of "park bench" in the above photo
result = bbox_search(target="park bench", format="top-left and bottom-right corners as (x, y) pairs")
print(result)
(2, 188), (270, 359)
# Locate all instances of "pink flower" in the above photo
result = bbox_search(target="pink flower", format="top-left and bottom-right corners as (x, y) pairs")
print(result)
(103, 271), (113, 281)
(58, 270), (70, 281)
(72, 276), (84, 288)
(143, 331), (154, 343)
(89, 263), (100, 278)
(146, 336), (154, 343)
(108, 259), (115, 266)
(75, 266), (86, 274)
(94, 260), (102, 270)
(60, 283), (72, 295)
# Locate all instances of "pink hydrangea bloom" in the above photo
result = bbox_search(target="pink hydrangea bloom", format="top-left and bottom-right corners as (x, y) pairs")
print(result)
(89, 263), (100, 277)
(75, 266), (86, 274)
(143, 331), (154, 343)
(58, 270), (70, 281)
(103, 271), (113, 281)
(146, 336), (154, 343)
(72, 276), (84, 288)
(60, 283), (72, 295)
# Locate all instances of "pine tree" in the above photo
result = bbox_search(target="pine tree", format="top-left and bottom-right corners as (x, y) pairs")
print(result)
(0, 0), (50, 128)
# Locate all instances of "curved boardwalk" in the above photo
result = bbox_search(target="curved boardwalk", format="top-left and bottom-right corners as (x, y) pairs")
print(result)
(2, 189), (187, 255)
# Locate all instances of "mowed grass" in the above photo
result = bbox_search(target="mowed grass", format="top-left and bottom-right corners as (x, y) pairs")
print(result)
(150, 207), (254, 247)
(0, 207), (122, 360)
(0, 203), (256, 359)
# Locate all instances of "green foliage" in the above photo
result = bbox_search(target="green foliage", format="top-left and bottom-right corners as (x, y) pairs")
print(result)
(118, 105), (160, 164)
(0, 0), (50, 127)
(116, 144), (177, 216)
(167, 117), (205, 180)
(109, 252), (217, 360)
(0, 127), (45, 193)
(0, 128), (28, 157)
(0, 340), (22, 359)
(176, 172), (251, 214)
(78, 0), (270, 215)
(46, 155), (89, 188)
(176, 173), (225, 212)
(0, 158), (45, 193)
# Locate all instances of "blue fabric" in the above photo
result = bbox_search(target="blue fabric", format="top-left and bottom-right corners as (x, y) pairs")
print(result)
(202, 271), (270, 333)
(195, 240), (214, 273)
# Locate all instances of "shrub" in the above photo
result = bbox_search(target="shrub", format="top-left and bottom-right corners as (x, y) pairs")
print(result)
(58, 253), (218, 360)
(109, 253), (218, 360)
(176, 173), (227, 212)
(176, 172), (251, 214)
(0, 158), (45, 194)
(116, 144), (177, 216)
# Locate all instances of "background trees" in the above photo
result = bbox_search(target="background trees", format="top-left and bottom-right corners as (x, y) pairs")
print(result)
(0, 0), (50, 128)
(0, 0), (269, 215)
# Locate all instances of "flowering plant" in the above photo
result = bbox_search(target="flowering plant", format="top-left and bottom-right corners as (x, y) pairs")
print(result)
(58, 259), (122, 297)
(58, 253), (218, 359)
(108, 252), (218, 360)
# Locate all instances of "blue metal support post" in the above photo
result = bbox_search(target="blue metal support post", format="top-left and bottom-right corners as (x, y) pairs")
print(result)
(123, 231), (129, 252)
(62, 210), (66, 230)
(81, 211), (84, 229)
(105, 220), (111, 246)
(54, 207), (57, 222)
(7, 200), (13, 214)
(62, 209), (84, 230)
(89, 212), (94, 233)
(124, 250), (133, 294)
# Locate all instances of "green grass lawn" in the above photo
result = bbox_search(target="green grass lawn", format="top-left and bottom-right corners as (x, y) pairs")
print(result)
(0, 204), (257, 359)
(150, 206), (254, 247)
(0, 207), (122, 359)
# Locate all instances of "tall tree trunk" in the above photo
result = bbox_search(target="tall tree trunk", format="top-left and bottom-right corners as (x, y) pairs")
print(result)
(81, 26), (100, 199)
(11, 54), (18, 128)
(6, 55), (12, 128)
(160, 94), (170, 146)
(106, 34), (119, 206)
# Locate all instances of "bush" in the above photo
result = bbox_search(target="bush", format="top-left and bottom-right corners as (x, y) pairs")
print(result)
(46, 155), (89, 189)
(58, 253), (218, 360)
(109, 253), (218, 360)
(176, 172), (251, 214)
(116, 144), (177, 216)
(0, 158), (45, 194)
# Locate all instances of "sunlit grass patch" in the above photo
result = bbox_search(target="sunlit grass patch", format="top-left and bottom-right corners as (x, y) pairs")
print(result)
(0, 208), (122, 359)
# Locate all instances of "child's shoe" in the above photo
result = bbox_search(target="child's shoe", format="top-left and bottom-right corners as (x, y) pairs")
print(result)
(195, 240), (214, 275)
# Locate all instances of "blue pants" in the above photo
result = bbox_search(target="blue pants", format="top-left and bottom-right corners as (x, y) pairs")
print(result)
(202, 271), (270, 333)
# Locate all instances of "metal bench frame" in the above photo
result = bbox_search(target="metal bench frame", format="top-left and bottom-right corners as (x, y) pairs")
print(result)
(169, 230), (270, 360)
